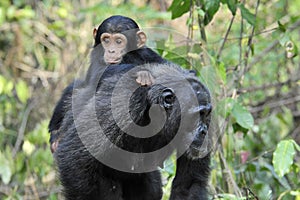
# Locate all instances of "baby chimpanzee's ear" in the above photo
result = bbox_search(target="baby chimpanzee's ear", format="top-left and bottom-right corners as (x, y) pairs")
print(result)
(136, 31), (147, 48)
(93, 28), (98, 39)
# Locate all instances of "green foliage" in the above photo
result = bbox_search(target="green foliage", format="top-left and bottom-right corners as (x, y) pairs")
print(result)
(238, 3), (256, 26)
(0, 151), (12, 184)
(273, 139), (300, 177)
(203, 0), (220, 25)
(232, 102), (254, 130)
(15, 80), (30, 104)
(168, 0), (190, 19)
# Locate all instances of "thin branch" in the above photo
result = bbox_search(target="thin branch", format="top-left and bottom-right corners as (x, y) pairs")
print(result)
(248, 19), (300, 69)
(237, 77), (300, 94)
(218, 146), (242, 197)
(247, 40), (279, 69)
(12, 100), (35, 158)
(249, 95), (300, 113)
(244, 0), (260, 70)
(217, 15), (235, 60)
(195, 0), (207, 42)
(239, 10), (244, 68)
(210, 27), (278, 45)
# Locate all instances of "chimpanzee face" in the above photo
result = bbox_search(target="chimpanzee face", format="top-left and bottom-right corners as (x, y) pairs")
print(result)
(100, 33), (128, 64)
(186, 79), (212, 159)
(145, 77), (212, 160)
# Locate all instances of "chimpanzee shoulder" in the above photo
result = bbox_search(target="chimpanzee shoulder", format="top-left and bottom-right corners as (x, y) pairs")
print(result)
(122, 47), (166, 65)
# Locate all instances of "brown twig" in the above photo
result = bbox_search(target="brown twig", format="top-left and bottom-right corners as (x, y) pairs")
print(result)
(248, 19), (300, 69)
(218, 146), (242, 197)
(12, 100), (35, 158)
(195, 0), (207, 42)
(237, 77), (300, 94)
(217, 15), (235, 60)
(249, 95), (300, 113)
(244, 0), (260, 70)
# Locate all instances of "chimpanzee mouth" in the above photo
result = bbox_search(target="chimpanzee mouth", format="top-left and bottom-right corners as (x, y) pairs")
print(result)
(187, 143), (209, 159)
(107, 59), (122, 64)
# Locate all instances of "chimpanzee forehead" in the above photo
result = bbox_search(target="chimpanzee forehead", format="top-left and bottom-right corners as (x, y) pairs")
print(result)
(98, 15), (140, 34)
(104, 23), (138, 34)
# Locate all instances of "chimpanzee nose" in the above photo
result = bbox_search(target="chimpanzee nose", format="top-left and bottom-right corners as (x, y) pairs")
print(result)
(108, 49), (115, 53)
(199, 124), (208, 136)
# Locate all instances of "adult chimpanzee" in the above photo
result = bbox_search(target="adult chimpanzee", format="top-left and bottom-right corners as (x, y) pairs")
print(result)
(54, 62), (212, 200)
(49, 15), (167, 153)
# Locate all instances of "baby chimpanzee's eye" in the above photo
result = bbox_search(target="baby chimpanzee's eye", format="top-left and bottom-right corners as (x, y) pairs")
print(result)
(116, 38), (123, 45)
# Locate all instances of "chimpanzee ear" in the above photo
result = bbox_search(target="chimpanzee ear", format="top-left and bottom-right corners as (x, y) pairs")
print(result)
(93, 28), (98, 39)
(137, 31), (147, 48)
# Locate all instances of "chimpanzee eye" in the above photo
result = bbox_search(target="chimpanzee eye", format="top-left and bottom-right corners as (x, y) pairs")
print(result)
(116, 38), (123, 45)
(102, 37), (110, 44)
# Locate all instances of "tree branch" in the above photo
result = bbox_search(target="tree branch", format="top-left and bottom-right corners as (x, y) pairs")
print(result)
(12, 100), (35, 158)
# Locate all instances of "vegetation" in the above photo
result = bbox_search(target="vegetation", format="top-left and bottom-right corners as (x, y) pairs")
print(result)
(0, 0), (299, 199)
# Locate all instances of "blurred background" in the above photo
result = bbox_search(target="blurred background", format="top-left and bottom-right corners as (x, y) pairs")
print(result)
(0, 0), (299, 199)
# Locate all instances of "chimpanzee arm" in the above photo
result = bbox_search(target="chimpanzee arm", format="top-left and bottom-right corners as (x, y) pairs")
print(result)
(170, 154), (210, 200)
(48, 82), (75, 153)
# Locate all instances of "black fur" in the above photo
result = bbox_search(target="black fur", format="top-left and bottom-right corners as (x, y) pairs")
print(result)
(54, 63), (211, 200)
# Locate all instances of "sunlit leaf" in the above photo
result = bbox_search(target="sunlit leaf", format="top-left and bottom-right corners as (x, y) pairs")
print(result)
(0, 75), (5, 94)
(6, 5), (16, 19)
(22, 140), (35, 156)
(216, 62), (226, 84)
(227, 0), (237, 15)
(15, 80), (30, 104)
(0, 7), (5, 26)
(204, 0), (220, 25)
(196, 7), (205, 17)
(273, 140), (296, 177)
(238, 3), (256, 26)
(57, 8), (68, 18)
(0, 152), (12, 184)
(168, 0), (190, 19)
(15, 7), (35, 19)
(232, 102), (254, 129)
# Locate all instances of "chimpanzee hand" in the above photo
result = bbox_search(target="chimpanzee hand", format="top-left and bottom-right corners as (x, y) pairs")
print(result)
(135, 70), (154, 86)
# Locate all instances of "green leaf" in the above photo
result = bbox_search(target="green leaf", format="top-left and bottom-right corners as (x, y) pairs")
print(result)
(0, 75), (6, 94)
(215, 98), (234, 118)
(226, 0), (237, 15)
(0, 152), (12, 184)
(232, 102), (254, 129)
(277, 21), (287, 32)
(196, 7), (205, 17)
(216, 62), (227, 84)
(0, 7), (5, 26)
(238, 3), (256, 26)
(204, 0), (220, 25)
(15, 80), (30, 104)
(279, 33), (290, 46)
(273, 140), (296, 177)
(5, 81), (14, 95)
(232, 122), (248, 134)
(0, 75), (14, 95)
(168, 0), (190, 19)
(291, 140), (300, 152)
(22, 140), (35, 156)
